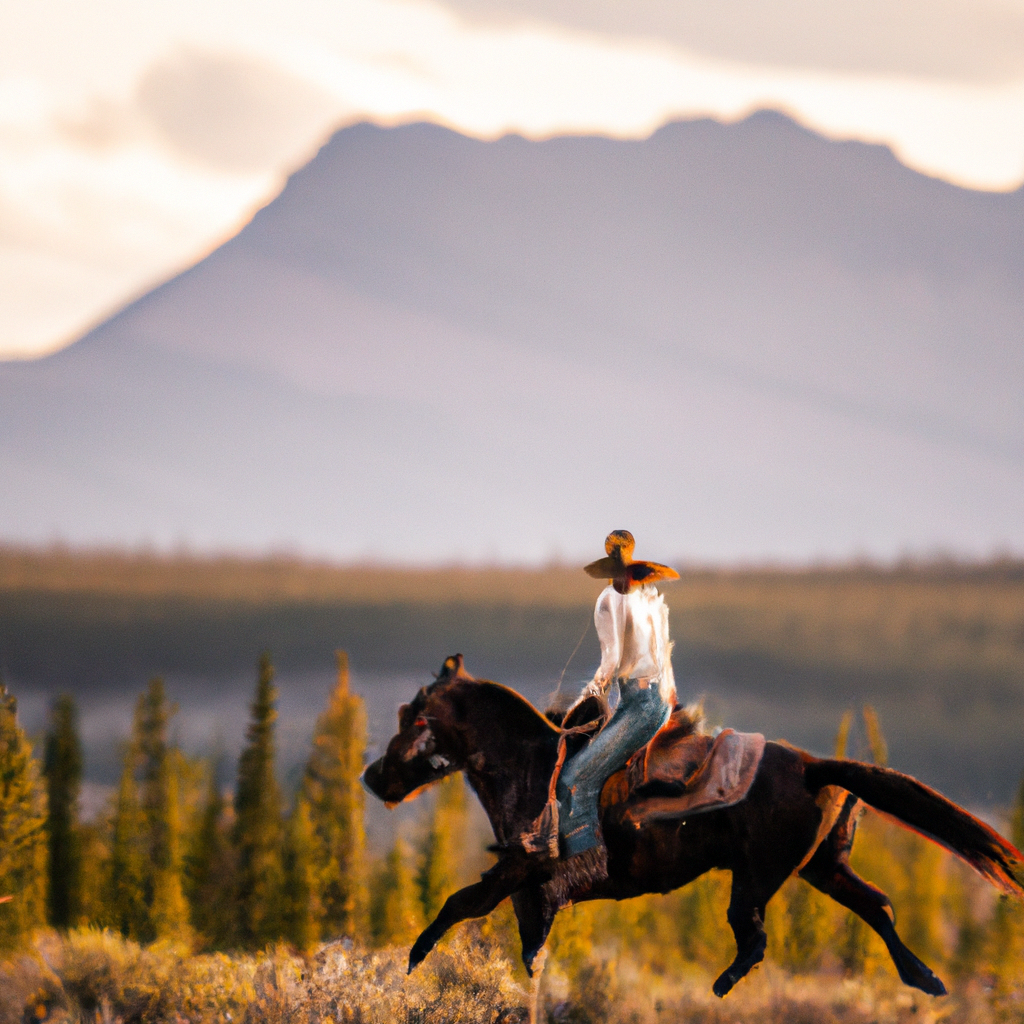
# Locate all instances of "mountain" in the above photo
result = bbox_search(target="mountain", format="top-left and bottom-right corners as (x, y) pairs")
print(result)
(2, 111), (1023, 563)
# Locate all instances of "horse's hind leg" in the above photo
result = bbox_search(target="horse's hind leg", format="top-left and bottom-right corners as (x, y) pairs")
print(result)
(798, 827), (947, 996)
(712, 877), (772, 998)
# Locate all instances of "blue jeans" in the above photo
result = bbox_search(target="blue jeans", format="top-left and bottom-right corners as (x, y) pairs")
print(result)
(556, 679), (671, 858)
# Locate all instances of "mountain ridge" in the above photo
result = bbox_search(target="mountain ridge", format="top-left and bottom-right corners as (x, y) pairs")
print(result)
(2, 110), (1022, 563)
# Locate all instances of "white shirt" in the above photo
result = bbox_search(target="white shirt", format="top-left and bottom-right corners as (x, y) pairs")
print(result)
(590, 584), (676, 705)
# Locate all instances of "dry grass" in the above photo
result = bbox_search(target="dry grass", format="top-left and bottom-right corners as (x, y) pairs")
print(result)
(1, 926), (1018, 1024)
(0, 928), (528, 1024)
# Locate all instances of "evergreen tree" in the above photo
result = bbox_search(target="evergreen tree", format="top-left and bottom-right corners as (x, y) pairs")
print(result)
(106, 680), (191, 941)
(862, 705), (888, 766)
(899, 833), (946, 968)
(302, 651), (369, 938)
(0, 681), (48, 950)
(773, 878), (833, 973)
(370, 836), (423, 947)
(833, 711), (870, 974)
(282, 794), (317, 951)
(233, 653), (285, 947)
(1012, 768), (1024, 853)
(43, 693), (83, 928)
(417, 773), (468, 922)
(150, 752), (190, 938)
(185, 762), (237, 948)
(834, 710), (853, 758)
(134, 679), (188, 939)
(106, 745), (147, 939)
(76, 819), (109, 928)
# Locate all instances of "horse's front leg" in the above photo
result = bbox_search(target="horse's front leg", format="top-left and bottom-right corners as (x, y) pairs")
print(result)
(511, 886), (557, 976)
(408, 858), (531, 973)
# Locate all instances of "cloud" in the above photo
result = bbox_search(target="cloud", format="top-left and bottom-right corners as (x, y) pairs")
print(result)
(54, 97), (148, 151)
(442, 0), (1024, 83)
(136, 48), (344, 172)
(4, 0), (1024, 360)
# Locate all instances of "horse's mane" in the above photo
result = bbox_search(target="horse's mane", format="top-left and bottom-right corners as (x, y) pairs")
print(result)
(442, 678), (562, 734)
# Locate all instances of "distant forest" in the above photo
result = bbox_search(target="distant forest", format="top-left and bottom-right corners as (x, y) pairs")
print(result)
(3, 546), (1024, 683)
(2, 547), (1024, 801)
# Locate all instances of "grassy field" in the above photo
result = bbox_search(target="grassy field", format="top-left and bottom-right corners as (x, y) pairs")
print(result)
(2, 890), (1022, 1024)
(2, 546), (1023, 801)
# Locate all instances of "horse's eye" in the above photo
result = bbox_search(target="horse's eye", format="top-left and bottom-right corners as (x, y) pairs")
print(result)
(414, 717), (428, 729)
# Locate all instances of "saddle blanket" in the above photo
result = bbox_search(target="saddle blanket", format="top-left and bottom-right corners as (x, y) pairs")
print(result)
(601, 714), (766, 821)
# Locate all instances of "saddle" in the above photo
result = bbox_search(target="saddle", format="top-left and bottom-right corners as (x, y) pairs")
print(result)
(521, 702), (766, 857)
(601, 708), (766, 824)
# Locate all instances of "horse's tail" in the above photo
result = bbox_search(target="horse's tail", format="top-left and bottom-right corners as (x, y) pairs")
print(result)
(804, 757), (1024, 899)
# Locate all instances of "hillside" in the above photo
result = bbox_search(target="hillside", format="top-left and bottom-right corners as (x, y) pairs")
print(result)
(1, 112), (1023, 562)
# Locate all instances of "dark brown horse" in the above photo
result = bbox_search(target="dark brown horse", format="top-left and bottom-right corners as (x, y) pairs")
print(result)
(363, 655), (1024, 997)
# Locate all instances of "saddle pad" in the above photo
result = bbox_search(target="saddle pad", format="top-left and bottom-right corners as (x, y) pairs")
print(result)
(623, 729), (766, 823)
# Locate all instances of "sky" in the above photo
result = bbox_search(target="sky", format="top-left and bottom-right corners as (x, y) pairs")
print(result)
(2, 0), (1024, 360)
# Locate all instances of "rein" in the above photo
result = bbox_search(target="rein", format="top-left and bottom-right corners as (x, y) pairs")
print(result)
(549, 720), (604, 803)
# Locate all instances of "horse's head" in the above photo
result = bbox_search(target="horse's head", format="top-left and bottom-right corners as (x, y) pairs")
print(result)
(362, 654), (475, 806)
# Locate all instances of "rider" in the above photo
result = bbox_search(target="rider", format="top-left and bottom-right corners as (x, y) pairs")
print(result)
(547, 530), (680, 903)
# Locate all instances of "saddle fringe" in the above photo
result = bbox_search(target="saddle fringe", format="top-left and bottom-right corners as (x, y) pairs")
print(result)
(543, 844), (609, 910)
(520, 799), (560, 859)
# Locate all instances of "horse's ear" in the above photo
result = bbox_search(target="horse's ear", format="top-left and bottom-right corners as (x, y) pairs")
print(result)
(437, 653), (475, 682)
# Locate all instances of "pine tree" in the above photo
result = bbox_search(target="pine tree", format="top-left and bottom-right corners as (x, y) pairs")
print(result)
(76, 819), (109, 927)
(134, 678), (188, 939)
(150, 752), (190, 939)
(0, 681), (48, 950)
(44, 693), (83, 929)
(370, 836), (423, 947)
(233, 653), (285, 947)
(1012, 768), (1024, 853)
(834, 710), (853, 758)
(106, 745), (147, 939)
(862, 705), (888, 766)
(282, 794), (317, 951)
(417, 773), (468, 922)
(184, 763), (237, 948)
(302, 650), (369, 938)
(984, 770), (1024, 999)
(833, 710), (871, 974)
(105, 680), (191, 941)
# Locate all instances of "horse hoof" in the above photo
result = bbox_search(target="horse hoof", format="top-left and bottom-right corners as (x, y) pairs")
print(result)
(916, 970), (947, 997)
(898, 954), (948, 997)
(712, 972), (735, 998)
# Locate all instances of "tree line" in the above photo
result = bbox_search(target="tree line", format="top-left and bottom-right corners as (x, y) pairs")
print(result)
(0, 651), (468, 954)
(0, 656), (1022, 999)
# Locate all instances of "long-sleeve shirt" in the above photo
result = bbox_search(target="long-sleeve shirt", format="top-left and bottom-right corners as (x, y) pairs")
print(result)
(590, 584), (676, 705)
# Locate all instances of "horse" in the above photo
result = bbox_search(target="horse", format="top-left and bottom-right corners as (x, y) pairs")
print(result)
(362, 654), (1024, 998)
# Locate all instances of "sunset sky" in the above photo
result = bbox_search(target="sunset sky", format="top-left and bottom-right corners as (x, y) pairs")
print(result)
(3, 0), (1024, 360)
